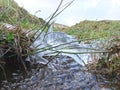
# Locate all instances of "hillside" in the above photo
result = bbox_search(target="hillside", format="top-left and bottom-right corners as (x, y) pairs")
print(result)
(0, 0), (45, 29)
(54, 23), (69, 31)
(62, 20), (120, 40)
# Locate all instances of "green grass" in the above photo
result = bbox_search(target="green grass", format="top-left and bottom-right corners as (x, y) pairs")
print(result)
(61, 20), (120, 40)
(0, 0), (45, 29)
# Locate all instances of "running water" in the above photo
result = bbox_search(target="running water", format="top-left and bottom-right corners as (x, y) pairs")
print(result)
(31, 22), (102, 66)
(1, 23), (113, 90)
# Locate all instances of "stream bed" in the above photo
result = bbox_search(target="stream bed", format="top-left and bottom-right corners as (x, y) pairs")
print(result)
(0, 55), (115, 90)
(0, 56), (99, 90)
(0, 23), (119, 90)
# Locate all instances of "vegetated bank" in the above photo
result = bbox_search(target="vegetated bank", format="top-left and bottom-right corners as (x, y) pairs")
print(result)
(59, 20), (120, 89)
(0, 0), (45, 29)
(0, 0), (46, 80)
(60, 20), (120, 40)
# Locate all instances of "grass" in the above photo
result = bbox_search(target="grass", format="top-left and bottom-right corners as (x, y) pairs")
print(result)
(0, 0), (45, 30)
(0, 0), (46, 80)
(85, 39), (120, 89)
(60, 20), (120, 40)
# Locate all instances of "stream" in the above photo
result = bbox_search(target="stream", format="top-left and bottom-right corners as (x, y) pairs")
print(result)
(0, 23), (117, 90)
